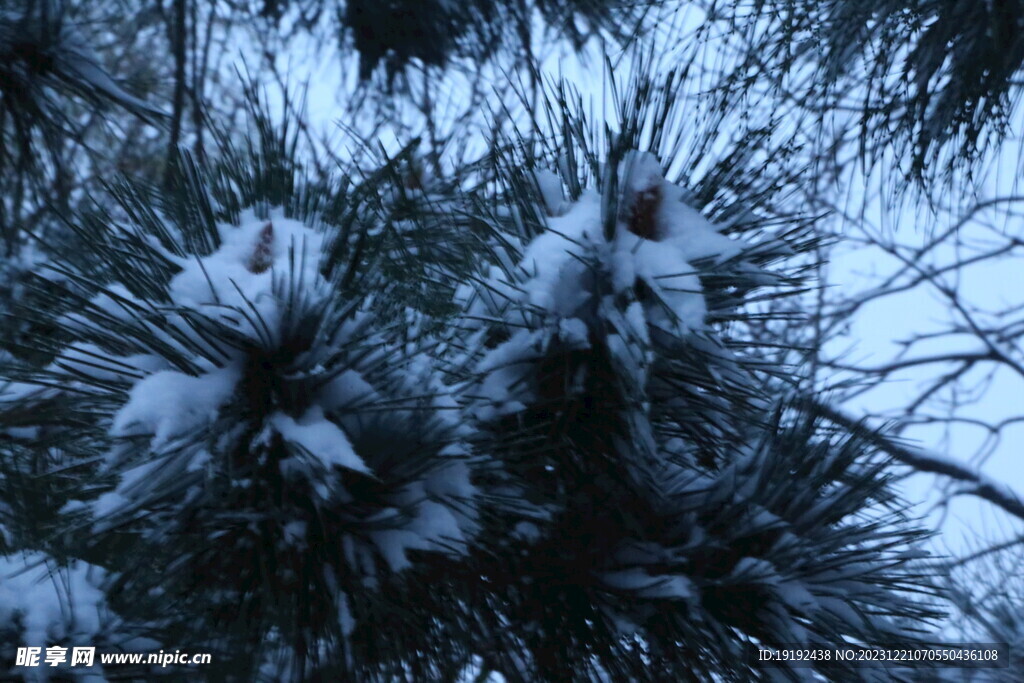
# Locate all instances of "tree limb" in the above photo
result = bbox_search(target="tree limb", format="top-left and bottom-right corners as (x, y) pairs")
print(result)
(798, 396), (1024, 524)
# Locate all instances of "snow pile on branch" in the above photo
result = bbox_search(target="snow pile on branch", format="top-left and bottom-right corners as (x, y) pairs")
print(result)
(0, 132), (941, 678)
(462, 152), (750, 422)
(7, 209), (478, 660)
(0, 553), (110, 677)
(444, 150), (939, 680)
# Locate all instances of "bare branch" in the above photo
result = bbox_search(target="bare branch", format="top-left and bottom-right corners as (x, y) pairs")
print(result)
(798, 395), (1024, 524)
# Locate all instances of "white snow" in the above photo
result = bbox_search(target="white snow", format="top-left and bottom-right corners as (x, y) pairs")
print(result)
(282, 520), (308, 545)
(47, 215), (336, 462)
(368, 477), (474, 573)
(338, 592), (356, 637)
(0, 552), (108, 647)
(533, 168), (567, 217)
(602, 568), (695, 600)
(76, 209), (479, 577)
(271, 406), (369, 474)
(619, 151), (664, 199)
(775, 581), (819, 613)
(466, 157), (753, 425)
(111, 364), (241, 448)
(557, 317), (591, 349)
(168, 212), (329, 340)
(51, 343), (169, 383)
(470, 332), (538, 420)
(660, 199), (741, 261)
(90, 490), (132, 521)
(424, 459), (477, 501)
(474, 155), (750, 370)
(519, 190), (601, 315)
(623, 153), (742, 258)
(612, 233), (707, 333)
(317, 369), (381, 412)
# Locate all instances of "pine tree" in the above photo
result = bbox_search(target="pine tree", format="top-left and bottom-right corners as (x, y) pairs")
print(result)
(257, 0), (655, 81)
(0, 0), (162, 170)
(0, 65), (946, 680)
(705, 0), (1024, 184)
(0, 0), (165, 376)
(942, 548), (1024, 682)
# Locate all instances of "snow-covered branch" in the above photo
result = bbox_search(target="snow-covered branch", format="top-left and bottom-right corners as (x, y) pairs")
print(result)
(801, 396), (1024, 524)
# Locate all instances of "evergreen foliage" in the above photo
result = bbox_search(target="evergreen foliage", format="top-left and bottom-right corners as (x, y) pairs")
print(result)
(942, 549), (1024, 682)
(258, 0), (654, 81)
(0, 0), (162, 182)
(707, 0), (1024, 183)
(0, 66), (945, 680)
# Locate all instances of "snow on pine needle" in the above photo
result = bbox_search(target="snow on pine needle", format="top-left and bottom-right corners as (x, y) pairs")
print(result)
(0, 203), (478, 673)
(459, 151), (774, 464)
(0, 553), (124, 673)
(0, 87), (944, 678)
(439, 147), (942, 681)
